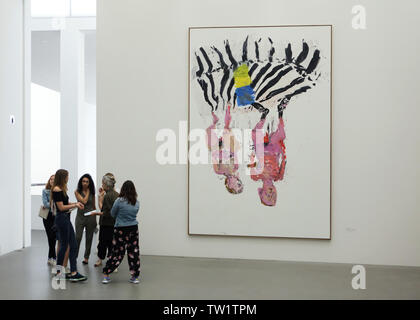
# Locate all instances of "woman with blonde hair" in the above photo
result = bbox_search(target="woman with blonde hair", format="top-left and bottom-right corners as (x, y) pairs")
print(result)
(52, 169), (87, 282)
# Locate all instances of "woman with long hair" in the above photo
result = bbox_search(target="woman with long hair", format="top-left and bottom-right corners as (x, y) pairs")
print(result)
(74, 173), (97, 264)
(52, 169), (87, 282)
(102, 180), (141, 284)
(41, 174), (57, 265)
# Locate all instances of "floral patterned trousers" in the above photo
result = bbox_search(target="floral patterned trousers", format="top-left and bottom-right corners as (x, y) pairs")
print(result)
(103, 225), (140, 278)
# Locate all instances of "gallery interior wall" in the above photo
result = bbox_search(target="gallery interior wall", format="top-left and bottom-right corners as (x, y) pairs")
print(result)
(97, 0), (420, 266)
(0, 0), (25, 255)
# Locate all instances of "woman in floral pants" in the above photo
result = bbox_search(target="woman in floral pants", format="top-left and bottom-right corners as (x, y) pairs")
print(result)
(102, 181), (141, 284)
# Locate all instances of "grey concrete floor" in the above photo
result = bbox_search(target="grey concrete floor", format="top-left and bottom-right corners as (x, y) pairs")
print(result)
(0, 230), (419, 299)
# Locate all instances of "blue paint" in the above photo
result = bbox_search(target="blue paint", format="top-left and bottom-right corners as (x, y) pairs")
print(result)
(235, 85), (255, 106)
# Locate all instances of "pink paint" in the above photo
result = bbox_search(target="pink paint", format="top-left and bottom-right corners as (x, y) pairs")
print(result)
(250, 116), (287, 206)
(206, 104), (243, 194)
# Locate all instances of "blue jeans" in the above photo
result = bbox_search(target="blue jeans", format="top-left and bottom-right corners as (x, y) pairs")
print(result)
(55, 212), (78, 273)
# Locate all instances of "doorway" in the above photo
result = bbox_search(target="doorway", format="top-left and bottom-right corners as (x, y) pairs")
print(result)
(28, 0), (97, 232)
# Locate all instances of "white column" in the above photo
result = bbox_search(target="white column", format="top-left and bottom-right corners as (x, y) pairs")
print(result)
(77, 32), (97, 186)
(23, 0), (32, 247)
(60, 24), (84, 202)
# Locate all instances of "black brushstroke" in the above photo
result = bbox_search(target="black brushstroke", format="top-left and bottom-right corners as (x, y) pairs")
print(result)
(263, 77), (305, 101)
(255, 64), (285, 91)
(269, 47), (275, 62)
(205, 73), (219, 106)
(295, 41), (309, 65)
(252, 102), (269, 119)
(255, 41), (260, 61)
(285, 43), (293, 63)
(248, 63), (259, 77)
(256, 66), (293, 100)
(224, 40), (238, 69)
(226, 78), (235, 103)
(195, 53), (204, 77)
(284, 85), (312, 100)
(242, 36), (249, 62)
(250, 63), (272, 89)
(197, 79), (213, 110)
(219, 69), (230, 100)
(211, 46), (228, 70)
(200, 47), (213, 73)
(252, 102), (265, 112)
(268, 38), (275, 62)
(306, 49), (320, 74)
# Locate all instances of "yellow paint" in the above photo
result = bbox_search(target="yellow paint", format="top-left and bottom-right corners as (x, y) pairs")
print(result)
(233, 64), (251, 88)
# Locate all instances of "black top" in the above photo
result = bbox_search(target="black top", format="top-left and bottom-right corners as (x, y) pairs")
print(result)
(52, 191), (70, 214)
(100, 189), (119, 226)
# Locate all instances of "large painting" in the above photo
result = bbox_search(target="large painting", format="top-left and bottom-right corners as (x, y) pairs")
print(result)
(188, 25), (331, 239)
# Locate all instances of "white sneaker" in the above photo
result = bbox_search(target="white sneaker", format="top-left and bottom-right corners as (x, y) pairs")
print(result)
(65, 266), (70, 273)
(48, 258), (57, 266)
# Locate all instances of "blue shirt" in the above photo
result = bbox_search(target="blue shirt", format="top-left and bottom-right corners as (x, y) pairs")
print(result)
(111, 198), (139, 227)
(42, 189), (51, 209)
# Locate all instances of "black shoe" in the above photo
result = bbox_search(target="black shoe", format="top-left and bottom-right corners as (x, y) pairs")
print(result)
(82, 260), (88, 265)
(69, 272), (87, 282)
(54, 270), (69, 278)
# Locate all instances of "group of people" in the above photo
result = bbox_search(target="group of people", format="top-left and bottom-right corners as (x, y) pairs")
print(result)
(41, 169), (141, 284)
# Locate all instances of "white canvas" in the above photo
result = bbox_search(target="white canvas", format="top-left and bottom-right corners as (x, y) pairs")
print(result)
(188, 25), (331, 239)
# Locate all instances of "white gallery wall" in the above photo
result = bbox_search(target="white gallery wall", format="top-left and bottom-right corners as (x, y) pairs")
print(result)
(0, 0), (26, 255)
(97, 0), (420, 266)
